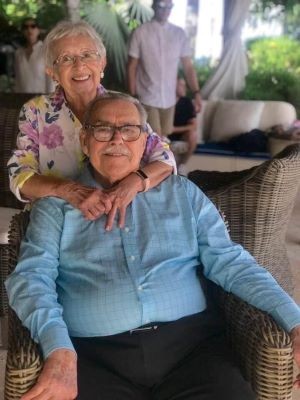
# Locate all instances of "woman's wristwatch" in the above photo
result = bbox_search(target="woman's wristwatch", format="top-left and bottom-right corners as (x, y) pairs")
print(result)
(133, 169), (150, 192)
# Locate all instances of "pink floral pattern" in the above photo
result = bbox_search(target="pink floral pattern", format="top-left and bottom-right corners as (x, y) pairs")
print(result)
(40, 125), (64, 149)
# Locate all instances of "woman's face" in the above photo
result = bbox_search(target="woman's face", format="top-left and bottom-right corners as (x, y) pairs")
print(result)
(22, 20), (40, 45)
(49, 35), (106, 102)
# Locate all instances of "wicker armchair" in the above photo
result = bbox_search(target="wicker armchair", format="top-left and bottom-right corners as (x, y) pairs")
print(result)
(4, 144), (300, 400)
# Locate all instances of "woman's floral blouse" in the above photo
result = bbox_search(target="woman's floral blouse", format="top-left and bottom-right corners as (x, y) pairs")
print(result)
(8, 85), (175, 201)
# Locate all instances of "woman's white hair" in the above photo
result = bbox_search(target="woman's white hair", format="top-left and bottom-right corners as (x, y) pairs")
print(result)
(43, 20), (106, 67)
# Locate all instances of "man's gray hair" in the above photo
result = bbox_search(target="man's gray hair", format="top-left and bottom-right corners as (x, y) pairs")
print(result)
(43, 20), (106, 68)
(84, 91), (148, 128)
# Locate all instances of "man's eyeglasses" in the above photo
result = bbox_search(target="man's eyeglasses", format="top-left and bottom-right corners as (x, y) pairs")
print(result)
(23, 24), (38, 30)
(53, 50), (100, 67)
(156, 2), (174, 10)
(84, 124), (144, 142)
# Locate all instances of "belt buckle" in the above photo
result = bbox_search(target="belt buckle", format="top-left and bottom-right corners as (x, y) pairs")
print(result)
(130, 325), (158, 334)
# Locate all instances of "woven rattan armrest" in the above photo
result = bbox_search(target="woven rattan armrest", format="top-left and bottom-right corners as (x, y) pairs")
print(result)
(5, 211), (43, 400)
(221, 290), (294, 400)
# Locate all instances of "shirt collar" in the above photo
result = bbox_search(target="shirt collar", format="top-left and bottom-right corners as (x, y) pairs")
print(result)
(48, 84), (106, 113)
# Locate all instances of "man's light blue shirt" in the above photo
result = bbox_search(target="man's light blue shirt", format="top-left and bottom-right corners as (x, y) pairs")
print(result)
(6, 168), (300, 358)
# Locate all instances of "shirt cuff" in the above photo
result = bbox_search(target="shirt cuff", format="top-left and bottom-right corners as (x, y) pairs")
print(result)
(272, 301), (300, 332)
(39, 324), (75, 359)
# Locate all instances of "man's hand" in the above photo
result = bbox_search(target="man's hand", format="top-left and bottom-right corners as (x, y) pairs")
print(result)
(21, 349), (77, 400)
(193, 92), (202, 113)
(291, 326), (300, 388)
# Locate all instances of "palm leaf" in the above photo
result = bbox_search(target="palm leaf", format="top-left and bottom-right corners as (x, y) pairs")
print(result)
(126, 0), (153, 25)
(84, 2), (130, 86)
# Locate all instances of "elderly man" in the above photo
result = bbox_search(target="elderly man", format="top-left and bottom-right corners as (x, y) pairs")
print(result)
(6, 92), (300, 400)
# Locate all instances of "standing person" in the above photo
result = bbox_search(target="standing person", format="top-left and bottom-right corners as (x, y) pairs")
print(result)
(127, 0), (202, 139)
(169, 77), (198, 173)
(14, 18), (54, 93)
(8, 20), (175, 230)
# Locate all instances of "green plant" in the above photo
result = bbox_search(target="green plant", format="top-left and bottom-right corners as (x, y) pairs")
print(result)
(83, 0), (153, 90)
(246, 36), (300, 74)
(240, 37), (300, 115)
(193, 58), (214, 88)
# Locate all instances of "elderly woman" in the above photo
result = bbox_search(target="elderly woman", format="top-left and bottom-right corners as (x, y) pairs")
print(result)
(8, 20), (175, 230)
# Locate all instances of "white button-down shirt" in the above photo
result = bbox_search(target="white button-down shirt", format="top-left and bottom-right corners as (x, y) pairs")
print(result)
(14, 40), (54, 94)
(128, 20), (191, 108)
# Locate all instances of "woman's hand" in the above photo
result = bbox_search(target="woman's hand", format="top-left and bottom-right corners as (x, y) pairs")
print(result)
(55, 176), (142, 228)
(56, 181), (113, 220)
(21, 349), (77, 400)
(104, 172), (143, 231)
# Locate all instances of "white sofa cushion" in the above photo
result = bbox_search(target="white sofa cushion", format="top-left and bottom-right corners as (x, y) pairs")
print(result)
(209, 100), (265, 142)
(0, 207), (20, 245)
(260, 101), (297, 131)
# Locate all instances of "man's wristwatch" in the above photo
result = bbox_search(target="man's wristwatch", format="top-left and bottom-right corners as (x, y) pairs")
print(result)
(133, 169), (150, 192)
(192, 90), (201, 96)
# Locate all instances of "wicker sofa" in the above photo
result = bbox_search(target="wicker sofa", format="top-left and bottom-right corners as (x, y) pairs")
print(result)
(4, 144), (300, 400)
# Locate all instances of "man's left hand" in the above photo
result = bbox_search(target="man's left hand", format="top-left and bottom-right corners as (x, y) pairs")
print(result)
(193, 92), (202, 113)
(291, 325), (300, 388)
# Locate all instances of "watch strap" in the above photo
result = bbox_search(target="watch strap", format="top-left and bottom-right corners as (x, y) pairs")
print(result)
(134, 169), (150, 192)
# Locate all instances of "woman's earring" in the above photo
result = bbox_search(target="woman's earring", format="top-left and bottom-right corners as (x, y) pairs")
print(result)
(100, 71), (104, 79)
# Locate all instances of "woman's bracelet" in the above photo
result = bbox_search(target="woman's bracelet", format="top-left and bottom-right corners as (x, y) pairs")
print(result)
(133, 169), (150, 192)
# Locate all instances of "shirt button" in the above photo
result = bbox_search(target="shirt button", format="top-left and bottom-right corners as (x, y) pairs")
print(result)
(130, 255), (135, 261)
(138, 285), (143, 291)
(125, 227), (130, 233)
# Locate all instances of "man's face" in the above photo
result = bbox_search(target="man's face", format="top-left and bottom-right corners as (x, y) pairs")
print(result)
(153, 0), (174, 23)
(81, 99), (147, 186)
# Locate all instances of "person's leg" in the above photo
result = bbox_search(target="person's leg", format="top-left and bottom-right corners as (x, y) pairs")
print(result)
(160, 106), (175, 137)
(72, 336), (152, 400)
(143, 105), (162, 136)
(153, 334), (255, 400)
(76, 352), (151, 400)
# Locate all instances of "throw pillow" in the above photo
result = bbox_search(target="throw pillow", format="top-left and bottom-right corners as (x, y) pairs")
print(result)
(210, 100), (265, 142)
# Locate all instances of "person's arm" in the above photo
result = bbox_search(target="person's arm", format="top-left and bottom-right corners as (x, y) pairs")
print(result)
(181, 57), (202, 113)
(5, 198), (78, 400)
(184, 180), (300, 331)
(127, 56), (139, 97)
(8, 102), (113, 219)
(172, 117), (197, 134)
(5, 198), (75, 357)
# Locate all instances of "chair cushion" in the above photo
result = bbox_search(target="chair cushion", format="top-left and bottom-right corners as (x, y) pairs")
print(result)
(188, 144), (300, 295)
(210, 100), (264, 142)
(0, 207), (20, 244)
